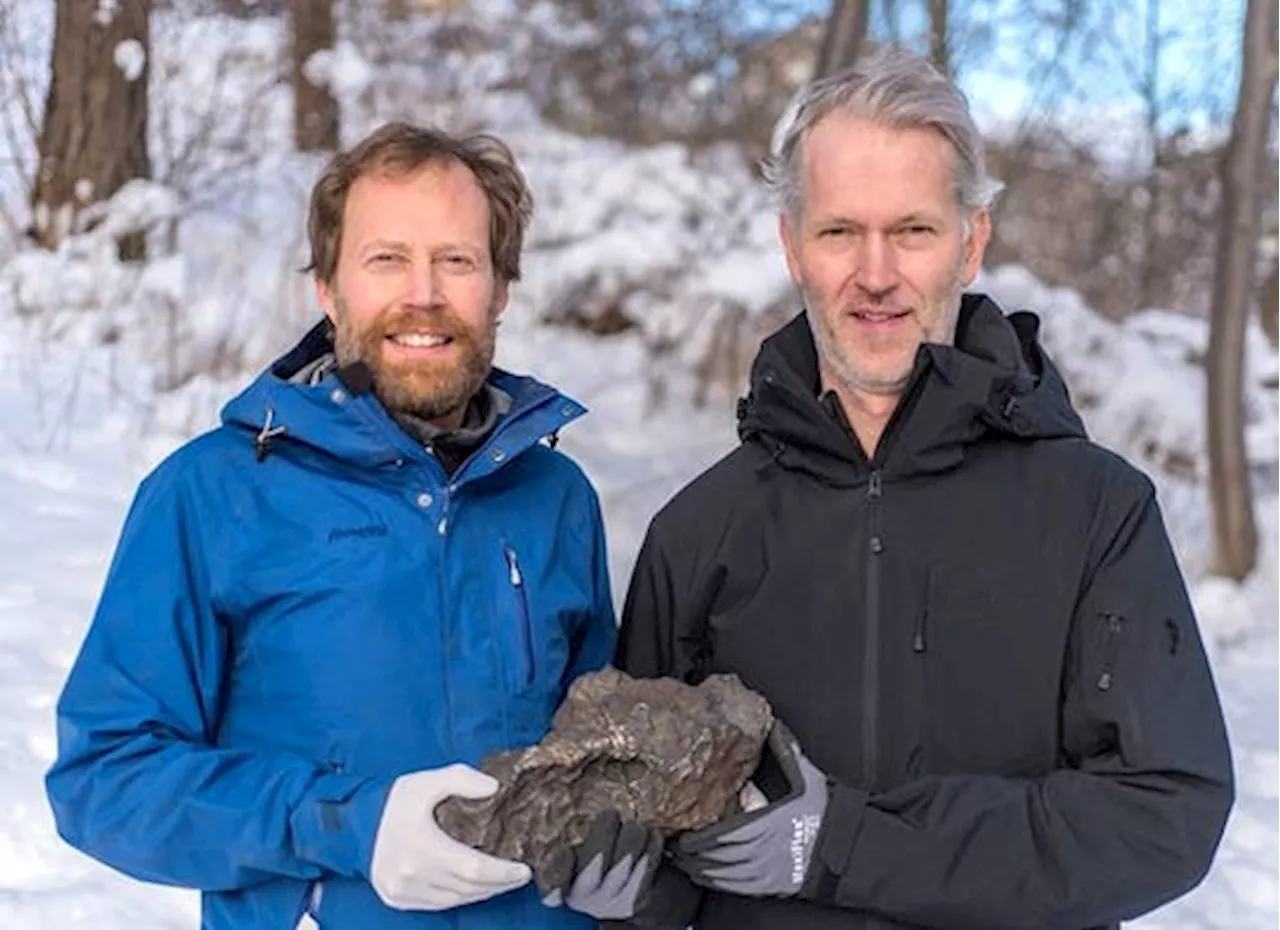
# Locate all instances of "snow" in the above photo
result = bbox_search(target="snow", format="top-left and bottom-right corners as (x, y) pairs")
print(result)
(94, 0), (119, 28)
(0, 3), (1275, 928)
(113, 38), (145, 82)
(303, 42), (375, 98)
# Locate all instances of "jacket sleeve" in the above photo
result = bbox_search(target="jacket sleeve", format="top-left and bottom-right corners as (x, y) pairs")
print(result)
(45, 463), (395, 892)
(802, 475), (1234, 929)
(564, 484), (618, 686)
(610, 521), (706, 929)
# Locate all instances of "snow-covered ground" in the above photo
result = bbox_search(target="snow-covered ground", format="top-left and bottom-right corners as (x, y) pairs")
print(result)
(0, 290), (1275, 929)
(0, 2), (1275, 927)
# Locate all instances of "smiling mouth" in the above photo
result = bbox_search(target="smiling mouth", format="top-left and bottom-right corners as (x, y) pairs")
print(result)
(386, 332), (453, 348)
(851, 309), (910, 323)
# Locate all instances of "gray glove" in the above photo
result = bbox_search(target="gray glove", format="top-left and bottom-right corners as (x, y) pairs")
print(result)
(538, 809), (663, 920)
(672, 720), (828, 897)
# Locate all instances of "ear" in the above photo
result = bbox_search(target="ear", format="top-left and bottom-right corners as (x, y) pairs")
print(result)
(778, 210), (803, 287)
(315, 275), (337, 321)
(492, 279), (510, 318)
(960, 208), (991, 286)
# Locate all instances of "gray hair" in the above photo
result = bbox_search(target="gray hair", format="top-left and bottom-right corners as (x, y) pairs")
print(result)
(763, 45), (1003, 220)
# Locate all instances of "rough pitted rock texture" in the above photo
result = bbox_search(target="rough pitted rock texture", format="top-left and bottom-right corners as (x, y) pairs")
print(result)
(436, 668), (773, 879)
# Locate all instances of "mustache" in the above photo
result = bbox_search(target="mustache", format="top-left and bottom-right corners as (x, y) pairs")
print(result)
(371, 309), (475, 342)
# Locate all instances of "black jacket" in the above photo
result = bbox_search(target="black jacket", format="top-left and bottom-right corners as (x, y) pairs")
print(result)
(617, 296), (1234, 930)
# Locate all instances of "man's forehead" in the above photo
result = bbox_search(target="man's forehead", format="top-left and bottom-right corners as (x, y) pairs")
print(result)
(350, 159), (482, 198)
(342, 162), (490, 238)
(795, 117), (958, 209)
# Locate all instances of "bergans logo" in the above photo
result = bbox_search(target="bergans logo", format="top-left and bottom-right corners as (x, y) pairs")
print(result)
(327, 525), (389, 543)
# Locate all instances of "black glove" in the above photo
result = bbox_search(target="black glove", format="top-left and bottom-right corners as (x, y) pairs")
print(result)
(539, 809), (700, 926)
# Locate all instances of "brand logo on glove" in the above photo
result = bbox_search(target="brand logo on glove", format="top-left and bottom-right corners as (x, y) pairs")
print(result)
(789, 814), (821, 886)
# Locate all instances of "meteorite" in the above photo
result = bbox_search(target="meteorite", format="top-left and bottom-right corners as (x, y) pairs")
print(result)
(436, 667), (773, 880)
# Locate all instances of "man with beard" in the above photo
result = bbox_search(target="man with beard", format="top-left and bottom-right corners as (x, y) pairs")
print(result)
(584, 46), (1234, 930)
(46, 122), (617, 930)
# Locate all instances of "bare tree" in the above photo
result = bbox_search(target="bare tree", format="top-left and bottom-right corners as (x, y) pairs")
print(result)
(32, 0), (152, 260)
(814, 0), (870, 80)
(1261, 263), (1279, 348)
(1205, 0), (1277, 580)
(928, 0), (948, 75)
(289, 0), (340, 151)
(1136, 0), (1167, 311)
(0, 0), (43, 245)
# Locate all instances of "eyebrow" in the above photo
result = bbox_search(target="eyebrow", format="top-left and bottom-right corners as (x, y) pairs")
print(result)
(358, 239), (410, 256)
(357, 239), (486, 256)
(894, 213), (942, 226)
(809, 212), (943, 228)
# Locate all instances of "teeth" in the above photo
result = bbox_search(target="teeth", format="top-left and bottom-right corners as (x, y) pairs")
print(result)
(390, 333), (449, 348)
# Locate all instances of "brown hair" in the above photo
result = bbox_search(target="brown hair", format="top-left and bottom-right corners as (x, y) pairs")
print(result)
(305, 121), (534, 286)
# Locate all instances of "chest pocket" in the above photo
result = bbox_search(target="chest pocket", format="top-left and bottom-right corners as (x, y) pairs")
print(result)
(494, 541), (575, 698)
(918, 564), (1063, 776)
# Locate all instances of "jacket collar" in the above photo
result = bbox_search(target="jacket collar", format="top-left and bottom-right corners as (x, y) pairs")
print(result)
(221, 320), (585, 484)
(737, 294), (1087, 484)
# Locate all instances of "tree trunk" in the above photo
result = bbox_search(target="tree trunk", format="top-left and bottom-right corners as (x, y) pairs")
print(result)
(1137, 0), (1163, 311)
(813, 0), (870, 81)
(1260, 263), (1278, 348)
(290, 0), (340, 152)
(928, 0), (948, 76)
(32, 0), (152, 261)
(1205, 0), (1276, 580)
(384, 0), (412, 21)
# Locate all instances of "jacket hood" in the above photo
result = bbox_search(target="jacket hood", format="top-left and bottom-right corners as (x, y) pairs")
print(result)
(221, 321), (585, 478)
(738, 293), (1087, 483)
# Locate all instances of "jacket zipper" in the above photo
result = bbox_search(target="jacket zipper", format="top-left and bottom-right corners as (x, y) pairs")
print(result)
(1096, 613), (1125, 691)
(863, 469), (884, 788)
(503, 543), (535, 687)
(436, 491), (457, 757)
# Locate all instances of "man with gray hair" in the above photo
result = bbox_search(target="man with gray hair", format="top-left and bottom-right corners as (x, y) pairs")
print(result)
(589, 44), (1233, 929)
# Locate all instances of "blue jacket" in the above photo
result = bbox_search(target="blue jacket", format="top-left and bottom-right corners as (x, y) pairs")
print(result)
(47, 328), (617, 929)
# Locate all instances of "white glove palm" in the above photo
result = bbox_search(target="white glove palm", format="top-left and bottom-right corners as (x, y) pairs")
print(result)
(370, 763), (532, 911)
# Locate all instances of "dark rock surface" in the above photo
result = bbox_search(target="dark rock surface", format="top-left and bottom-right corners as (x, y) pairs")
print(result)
(436, 667), (773, 878)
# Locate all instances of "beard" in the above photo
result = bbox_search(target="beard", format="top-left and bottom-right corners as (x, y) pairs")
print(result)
(330, 299), (497, 423)
(802, 265), (967, 398)
(806, 294), (915, 396)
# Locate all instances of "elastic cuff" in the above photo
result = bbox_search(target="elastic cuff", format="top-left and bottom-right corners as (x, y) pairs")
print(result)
(800, 781), (868, 904)
(290, 772), (396, 878)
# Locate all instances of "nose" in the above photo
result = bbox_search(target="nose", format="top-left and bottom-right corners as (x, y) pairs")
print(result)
(404, 261), (439, 308)
(855, 233), (898, 297)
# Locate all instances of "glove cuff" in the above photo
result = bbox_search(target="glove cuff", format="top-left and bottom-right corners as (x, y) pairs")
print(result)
(799, 781), (868, 904)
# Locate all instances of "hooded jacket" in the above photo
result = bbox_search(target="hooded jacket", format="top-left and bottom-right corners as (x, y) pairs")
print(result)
(618, 295), (1233, 930)
(46, 324), (616, 930)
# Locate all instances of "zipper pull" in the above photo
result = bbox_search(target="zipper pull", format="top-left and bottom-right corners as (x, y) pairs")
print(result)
(505, 547), (523, 586)
(867, 471), (882, 500)
(1097, 614), (1124, 691)
(912, 607), (927, 653)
